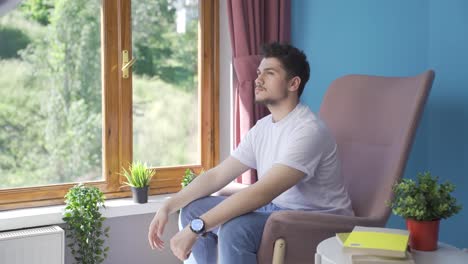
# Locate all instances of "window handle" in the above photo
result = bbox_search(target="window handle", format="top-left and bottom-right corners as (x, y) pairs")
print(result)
(122, 50), (136, 79)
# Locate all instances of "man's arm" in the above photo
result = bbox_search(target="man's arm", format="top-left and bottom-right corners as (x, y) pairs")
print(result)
(168, 163), (305, 260)
(162, 156), (250, 214)
(149, 156), (249, 250)
(199, 163), (305, 232)
(212, 181), (249, 196)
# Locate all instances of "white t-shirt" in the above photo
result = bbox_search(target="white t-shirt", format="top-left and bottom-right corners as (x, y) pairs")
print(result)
(232, 103), (354, 216)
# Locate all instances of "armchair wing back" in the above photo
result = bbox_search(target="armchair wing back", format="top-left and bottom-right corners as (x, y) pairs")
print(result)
(257, 70), (435, 264)
(320, 71), (435, 221)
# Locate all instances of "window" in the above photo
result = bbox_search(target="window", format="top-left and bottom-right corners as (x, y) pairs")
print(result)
(0, 0), (218, 210)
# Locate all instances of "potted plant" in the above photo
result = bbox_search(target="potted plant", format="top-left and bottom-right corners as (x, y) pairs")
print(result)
(389, 172), (462, 251)
(121, 161), (155, 203)
(63, 184), (110, 264)
(181, 168), (201, 188)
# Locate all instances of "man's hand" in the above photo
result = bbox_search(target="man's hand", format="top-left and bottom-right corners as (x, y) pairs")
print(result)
(170, 226), (198, 261)
(148, 206), (169, 250)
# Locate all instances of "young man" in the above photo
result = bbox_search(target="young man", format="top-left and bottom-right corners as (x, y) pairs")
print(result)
(148, 43), (353, 264)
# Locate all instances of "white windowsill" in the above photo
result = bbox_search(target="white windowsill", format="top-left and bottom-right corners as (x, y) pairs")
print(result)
(0, 194), (171, 232)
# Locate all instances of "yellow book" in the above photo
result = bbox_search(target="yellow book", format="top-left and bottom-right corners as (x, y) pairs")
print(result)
(336, 232), (351, 246)
(351, 252), (415, 264)
(343, 226), (409, 258)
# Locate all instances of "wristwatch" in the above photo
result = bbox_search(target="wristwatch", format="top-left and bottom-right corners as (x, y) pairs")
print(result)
(189, 217), (206, 235)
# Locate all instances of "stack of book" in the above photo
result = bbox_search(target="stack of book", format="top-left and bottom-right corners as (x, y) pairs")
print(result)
(336, 226), (415, 264)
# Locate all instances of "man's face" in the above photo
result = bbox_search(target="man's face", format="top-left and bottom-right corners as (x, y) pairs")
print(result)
(255, 58), (291, 106)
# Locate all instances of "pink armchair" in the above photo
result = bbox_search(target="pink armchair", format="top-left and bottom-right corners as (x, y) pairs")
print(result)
(256, 70), (435, 264)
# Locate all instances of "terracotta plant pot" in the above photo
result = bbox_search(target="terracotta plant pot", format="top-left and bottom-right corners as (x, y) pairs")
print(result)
(406, 218), (440, 251)
(131, 186), (149, 204)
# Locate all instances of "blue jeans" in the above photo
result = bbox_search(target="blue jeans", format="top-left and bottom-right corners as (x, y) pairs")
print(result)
(179, 196), (285, 264)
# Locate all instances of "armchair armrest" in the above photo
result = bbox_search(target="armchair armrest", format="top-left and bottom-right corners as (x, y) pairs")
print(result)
(257, 210), (383, 264)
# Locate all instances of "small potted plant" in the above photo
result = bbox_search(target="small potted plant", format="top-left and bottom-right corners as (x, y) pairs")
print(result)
(63, 184), (110, 263)
(389, 172), (462, 251)
(181, 168), (201, 188)
(121, 161), (155, 203)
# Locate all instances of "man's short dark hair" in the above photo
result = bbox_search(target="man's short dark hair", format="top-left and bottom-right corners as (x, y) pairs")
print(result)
(261, 42), (310, 97)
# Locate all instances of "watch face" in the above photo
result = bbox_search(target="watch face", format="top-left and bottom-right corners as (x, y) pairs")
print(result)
(191, 218), (204, 232)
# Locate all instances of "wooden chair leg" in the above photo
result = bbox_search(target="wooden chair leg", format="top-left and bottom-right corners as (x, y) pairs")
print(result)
(272, 238), (286, 264)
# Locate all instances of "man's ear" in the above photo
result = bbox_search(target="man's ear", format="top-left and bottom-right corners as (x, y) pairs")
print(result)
(288, 76), (301, 93)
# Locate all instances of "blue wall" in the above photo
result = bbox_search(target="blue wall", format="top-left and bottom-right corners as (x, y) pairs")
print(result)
(292, 0), (468, 248)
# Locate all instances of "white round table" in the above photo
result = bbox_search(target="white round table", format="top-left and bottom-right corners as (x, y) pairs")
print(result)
(315, 237), (468, 264)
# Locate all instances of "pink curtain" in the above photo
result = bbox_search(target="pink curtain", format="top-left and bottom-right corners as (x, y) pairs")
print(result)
(227, 0), (291, 184)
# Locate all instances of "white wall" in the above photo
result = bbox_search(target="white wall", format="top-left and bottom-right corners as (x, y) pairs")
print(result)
(64, 213), (182, 264)
(219, 0), (232, 161)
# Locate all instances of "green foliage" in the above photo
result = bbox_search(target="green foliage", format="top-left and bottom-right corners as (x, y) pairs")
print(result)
(132, 0), (198, 89)
(63, 184), (109, 264)
(1, 0), (199, 187)
(389, 172), (462, 221)
(0, 0), (102, 186)
(20, 0), (54, 25)
(132, 77), (198, 167)
(19, 0), (103, 183)
(181, 168), (202, 188)
(121, 161), (155, 188)
(0, 26), (30, 59)
(0, 59), (49, 187)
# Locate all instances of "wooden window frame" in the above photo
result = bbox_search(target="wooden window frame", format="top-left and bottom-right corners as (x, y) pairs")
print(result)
(0, 0), (219, 211)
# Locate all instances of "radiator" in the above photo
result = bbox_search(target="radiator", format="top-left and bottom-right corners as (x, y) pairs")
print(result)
(0, 225), (64, 264)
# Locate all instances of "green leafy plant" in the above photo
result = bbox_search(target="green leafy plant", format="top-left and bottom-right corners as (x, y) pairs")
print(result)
(181, 168), (201, 188)
(389, 172), (462, 221)
(0, 26), (31, 59)
(63, 184), (109, 264)
(121, 161), (155, 188)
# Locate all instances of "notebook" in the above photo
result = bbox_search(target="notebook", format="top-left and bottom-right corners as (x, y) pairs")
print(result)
(341, 226), (410, 258)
